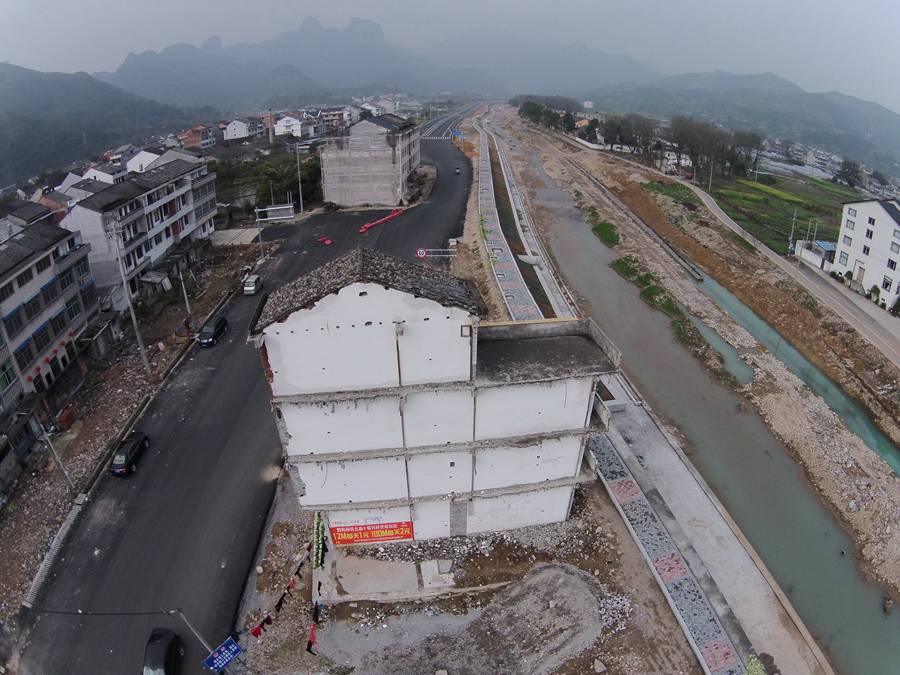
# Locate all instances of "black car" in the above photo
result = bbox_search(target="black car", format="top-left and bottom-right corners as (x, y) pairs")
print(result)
(143, 628), (181, 675)
(108, 431), (149, 476)
(198, 315), (228, 347)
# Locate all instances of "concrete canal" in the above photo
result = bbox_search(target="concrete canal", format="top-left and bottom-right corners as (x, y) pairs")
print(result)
(526, 151), (900, 674)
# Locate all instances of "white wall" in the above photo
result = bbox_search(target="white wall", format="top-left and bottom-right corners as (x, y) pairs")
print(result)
(410, 500), (452, 540)
(403, 389), (473, 447)
(264, 283), (473, 396)
(473, 436), (581, 491)
(407, 450), (472, 497)
(467, 486), (573, 534)
(474, 378), (592, 440)
(832, 201), (900, 305)
(280, 396), (402, 455)
(125, 151), (161, 174)
(224, 120), (249, 142)
(300, 455), (408, 505)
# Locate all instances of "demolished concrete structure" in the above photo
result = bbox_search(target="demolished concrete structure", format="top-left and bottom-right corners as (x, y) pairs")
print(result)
(250, 248), (621, 545)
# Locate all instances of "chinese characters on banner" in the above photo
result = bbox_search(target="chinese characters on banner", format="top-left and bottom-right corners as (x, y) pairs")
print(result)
(329, 521), (414, 545)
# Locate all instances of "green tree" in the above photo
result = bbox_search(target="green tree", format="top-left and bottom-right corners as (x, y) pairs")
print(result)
(359, 109), (373, 120)
(562, 111), (576, 133)
(871, 170), (889, 195)
(834, 159), (862, 188)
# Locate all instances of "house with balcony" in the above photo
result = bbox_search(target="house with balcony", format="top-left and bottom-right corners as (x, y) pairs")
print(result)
(249, 249), (620, 545)
(61, 159), (217, 310)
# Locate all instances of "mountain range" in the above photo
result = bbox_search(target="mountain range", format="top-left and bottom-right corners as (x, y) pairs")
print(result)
(0, 63), (209, 187)
(586, 71), (900, 174)
(4, 18), (900, 184)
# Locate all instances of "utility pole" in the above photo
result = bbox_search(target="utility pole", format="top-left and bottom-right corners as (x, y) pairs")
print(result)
(110, 224), (152, 376)
(177, 265), (192, 331)
(708, 160), (714, 192)
(789, 206), (797, 255)
(41, 425), (75, 491)
(295, 147), (304, 215)
(255, 209), (264, 260)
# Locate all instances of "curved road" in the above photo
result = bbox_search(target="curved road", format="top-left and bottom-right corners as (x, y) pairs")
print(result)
(18, 121), (472, 675)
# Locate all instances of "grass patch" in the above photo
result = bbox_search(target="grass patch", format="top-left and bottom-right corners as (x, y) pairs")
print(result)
(736, 179), (804, 203)
(642, 180), (699, 206)
(611, 255), (707, 350)
(584, 206), (620, 247)
(715, 188), (764, 202)
(807, 176), (861, 199)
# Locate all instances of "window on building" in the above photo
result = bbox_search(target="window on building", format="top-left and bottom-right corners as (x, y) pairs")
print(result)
(868, 216), (876, 225)
(164, 226), (172, 239)
(865, 229), (874, 239)
(889, 259), (897, 271)
(0, 283), (13, 302)
(74, 257), (90, 279)
(842, 235), (853, 246)
(14, 341), (32, 371)
(845, 219), (855, 230)
(65, 296), (81, 321)
(143, 241), (152, 255)
(0, 358), (16, 391)
(862, 245), (870, 255)
(4, 310), (23, 338)
(883, 276), (893, 292)
(154, 233), (163, 246)
(892, 242), (900, 254)
(32, 325), (50, 352)
(50, 310), (66, 337)
(59, 269), (74, 290)
(848, 207), (857, 217)
(16, 267), (33, 287)
(41, 280), (58, 305)
(23, 295), (42, 321)
(35, 256), (50, 274)
(894, 229), (900, 240)
(839, 251), (849, 265)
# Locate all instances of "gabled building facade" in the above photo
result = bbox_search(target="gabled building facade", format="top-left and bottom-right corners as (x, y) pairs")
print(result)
(320, 114), (420, 207)
(250, 249), (620, 545)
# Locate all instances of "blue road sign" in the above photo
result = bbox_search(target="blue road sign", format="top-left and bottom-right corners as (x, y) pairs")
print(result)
(202, 637), (242, 672)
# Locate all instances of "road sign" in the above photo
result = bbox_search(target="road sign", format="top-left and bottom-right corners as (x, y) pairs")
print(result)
(416, 248), (427, 258)
(202, 637), (242, 672)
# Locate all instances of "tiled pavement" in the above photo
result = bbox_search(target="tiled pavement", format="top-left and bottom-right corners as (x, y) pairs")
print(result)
(589, 434), (745, 675)
(474, 119), (543, 321)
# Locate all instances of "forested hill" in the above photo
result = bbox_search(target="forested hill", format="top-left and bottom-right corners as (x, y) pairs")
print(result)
(0, 63), (209, 185)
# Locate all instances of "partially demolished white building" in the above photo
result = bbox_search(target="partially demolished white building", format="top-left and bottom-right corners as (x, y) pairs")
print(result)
(250, 249), (620, 545)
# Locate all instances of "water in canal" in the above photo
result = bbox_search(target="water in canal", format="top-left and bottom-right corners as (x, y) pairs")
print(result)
(527, 150), (900, 674)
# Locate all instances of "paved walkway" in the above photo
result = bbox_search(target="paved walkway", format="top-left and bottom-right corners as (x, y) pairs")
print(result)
(604, 400), (831, 675)
(482, 120), (578, 317)
(590, 432), (744, 675)
(473, 116), (543, 320)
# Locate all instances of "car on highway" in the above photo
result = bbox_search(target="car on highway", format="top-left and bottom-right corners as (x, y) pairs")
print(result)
(197, 315), (228, 347)
(142, 628), (181, 674)
(108, 431), (150, 476)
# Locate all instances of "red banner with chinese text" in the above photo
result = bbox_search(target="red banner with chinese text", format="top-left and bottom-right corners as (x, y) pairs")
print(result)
(330, 521), (414, 545)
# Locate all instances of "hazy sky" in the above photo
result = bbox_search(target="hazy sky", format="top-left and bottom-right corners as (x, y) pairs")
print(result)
(3, 0), (899, 112)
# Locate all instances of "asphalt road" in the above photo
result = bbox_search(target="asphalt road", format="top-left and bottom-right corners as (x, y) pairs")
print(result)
(18, 124), (471, 674)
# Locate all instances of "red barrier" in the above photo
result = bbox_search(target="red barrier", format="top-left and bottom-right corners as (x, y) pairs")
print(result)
(358, 208), (404, 234)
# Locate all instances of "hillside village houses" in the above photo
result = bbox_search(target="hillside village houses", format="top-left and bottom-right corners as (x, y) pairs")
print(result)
(178, 125), (217, 150)
(830, 199), (900, 308)
(250, 249), (621, 544)
(320, 113), (421, 207)
(223, 117), (266, 144)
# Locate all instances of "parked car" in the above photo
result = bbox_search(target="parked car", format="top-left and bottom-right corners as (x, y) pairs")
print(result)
(143, 628), (181, 675)
(243, 274), (262, 295)
(198, 315), (228, 347)
(108, 431), (149, 476)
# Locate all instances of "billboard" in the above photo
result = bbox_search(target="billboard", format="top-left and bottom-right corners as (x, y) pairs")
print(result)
(330, 521), (414, 545)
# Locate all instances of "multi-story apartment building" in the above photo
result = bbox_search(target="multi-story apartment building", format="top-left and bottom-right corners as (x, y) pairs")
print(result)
(250, 249), (620, 544)
(61, 158), (217, 310)
(223, 117), (266, 144)
(320, 106), (351, 132)
(831, 199), (900, 309)
(0, 202), (97, 400)
(320, 114), (420, 207)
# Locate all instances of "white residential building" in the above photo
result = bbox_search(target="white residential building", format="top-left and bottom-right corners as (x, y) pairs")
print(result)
(61, 159), (217, 310)
(831, 199), (900, 308)
(83, 163), (126, 185)
(249, 249), (620, 545)
(274, 116), (302, 138)
(320, 114), (421, 207)
(125, 150), (162, 174)
(223, 118), (266, 143)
